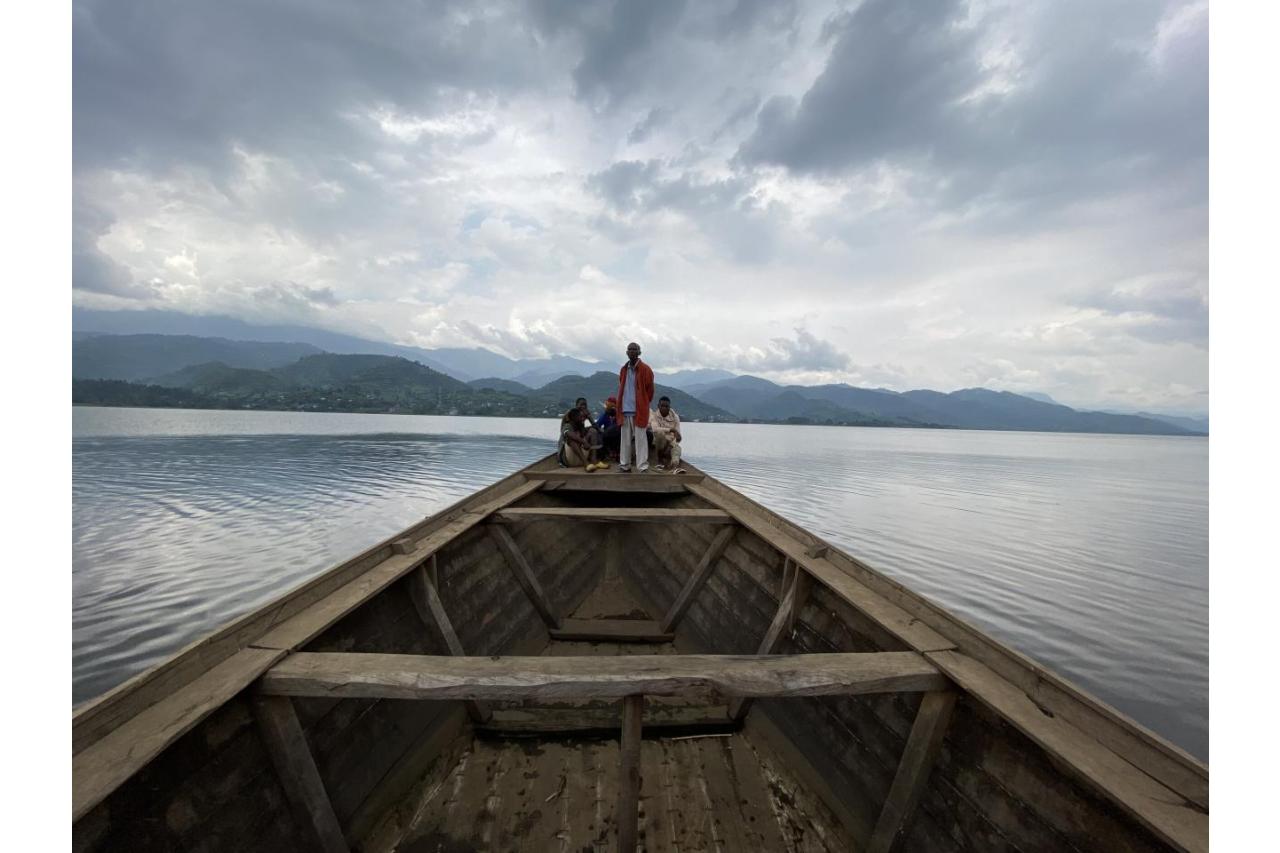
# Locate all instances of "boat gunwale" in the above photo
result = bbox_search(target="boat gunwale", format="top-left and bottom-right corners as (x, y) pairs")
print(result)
(72, 461), (538, 753)
(73, 451), (1208, 853)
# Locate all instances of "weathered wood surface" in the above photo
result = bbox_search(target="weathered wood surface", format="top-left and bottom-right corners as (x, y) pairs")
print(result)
(73, 647), (286, 821)
(660, 526), (736, 633)
(548, 618), (674, 643)
(525, 469), (705, 485)
(406, 565), (491, 723)
(478, 704), (734, 736)
(259, 652), (949, 702)
(540, 477), (690, 494)
(730, 565), (809, 720)
(72, 473), (540, 757)
(867, 690), (957, 853)
(687, 483), (957, 654)
(494, 506), (733, 524)
(691, 473), (1207, 812)
(252, 695), (349, 853)
(926, 650), (1208, 853)
(252, 480), (544, 652)
(488, 525), (561, 629)
(617, 695), (644, 852)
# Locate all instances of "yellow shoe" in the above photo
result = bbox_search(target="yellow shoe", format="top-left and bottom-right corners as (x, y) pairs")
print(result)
(585, 463), (597, 472)
(595, 461), (610, 470)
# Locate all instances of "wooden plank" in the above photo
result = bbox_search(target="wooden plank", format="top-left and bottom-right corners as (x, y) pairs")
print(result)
(925, 650), (1207, 853)
(259, 652), (950, 702)
(660, 526), (737, 633)
(406, 565), (491, 723)
(730, 568), (807, 720)
(252, 695), (349, 853)
(540, 478), (690, 494)
(488, 525), (561, 629)
(390, 537), (416, 555)
(867, 690), (957, 853)
(253, 479), (544, 651)
(692, 476), (1208, 812)
(478, 705), (733, 736)
(494, 507), (733, 524)
(73, 471), (540, 756)
(548, 618), (674, 643)
(616, 695), (644, 852)
(525, 469), (705, 485)
(687, 483), (956, 653)
(73, 647), (286, 821)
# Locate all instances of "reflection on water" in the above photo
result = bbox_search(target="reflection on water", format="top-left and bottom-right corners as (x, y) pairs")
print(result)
(72, 407), (1208, 760)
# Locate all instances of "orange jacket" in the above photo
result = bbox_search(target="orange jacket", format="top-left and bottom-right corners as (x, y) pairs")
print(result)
(617, 359), (655, 428)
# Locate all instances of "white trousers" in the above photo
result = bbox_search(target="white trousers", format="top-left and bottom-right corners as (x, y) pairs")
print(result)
(620, 414), (649, 470)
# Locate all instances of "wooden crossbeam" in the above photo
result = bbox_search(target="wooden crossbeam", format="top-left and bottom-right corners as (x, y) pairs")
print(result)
(730, 562), (811, 720)
(258, 652), (949, 702)
(406, 561), (490, 723)
(493, 507), (733, 524)
(548, 618), (674, 643)
(867, 690), (957, 853)
(660, 526), (737, 633)
(525, 469), (705, 485)
(252, 695), (349, 853)
(617, 695), (644, 852)
(488, 525), (560, 629)
(478, 705), (734, 737)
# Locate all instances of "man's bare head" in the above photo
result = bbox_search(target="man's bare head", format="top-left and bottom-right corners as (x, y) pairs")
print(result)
(626, 342), (641, 363)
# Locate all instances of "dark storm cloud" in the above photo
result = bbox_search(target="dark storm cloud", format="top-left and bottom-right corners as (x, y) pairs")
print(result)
(739, 0), (980, 173)
(739, 0), (1207, 218)
(73, 0), (546, 175)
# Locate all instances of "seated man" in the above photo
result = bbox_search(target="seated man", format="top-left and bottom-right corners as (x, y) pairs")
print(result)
(649, 395), (683, 471)
(595, 396), (622, 460)
(558, 407), (601, 469)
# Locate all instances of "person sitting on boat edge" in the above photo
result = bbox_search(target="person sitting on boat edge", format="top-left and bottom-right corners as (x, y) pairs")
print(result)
(558, 407), (604, 469)
(596, 396), (622, 461)
(649, 395), (683, 471)
(617, 341), (655, 472)
(573, 396), (606, 462)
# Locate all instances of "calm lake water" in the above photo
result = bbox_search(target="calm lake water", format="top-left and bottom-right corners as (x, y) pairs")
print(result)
(72, 406), (1208, 760)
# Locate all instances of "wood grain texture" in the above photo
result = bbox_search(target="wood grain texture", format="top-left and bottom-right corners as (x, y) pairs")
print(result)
(926, 650), (1207, 853)
(72, 473), (540, 757)
(548, 618), (674, 643)
(617, 695), (644, 852)
(525, 469), (705, 485)
(660, 526), (737, 633)
(259, 652), (949, 702)
(494, 506), (732, 524)
(867, 690), (957, 853)
(252, 480), (544, 651)
(406, 565), (491, 723)
(252, 695), (349, 853)
(488, 524), (562, 629)
(687, 482), (956, 653)
(72, 647), (286, 821)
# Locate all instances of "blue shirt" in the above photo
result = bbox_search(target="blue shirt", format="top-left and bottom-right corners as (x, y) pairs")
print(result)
(595, 411), (618, 430)
(622, 363), (637, 414)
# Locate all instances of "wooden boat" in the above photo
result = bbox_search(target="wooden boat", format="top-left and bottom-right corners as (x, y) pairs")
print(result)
(72, 455), (1208, 852)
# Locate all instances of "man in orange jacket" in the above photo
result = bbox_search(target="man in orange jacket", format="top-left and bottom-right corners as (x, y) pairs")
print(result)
(616, 341), (655, 472)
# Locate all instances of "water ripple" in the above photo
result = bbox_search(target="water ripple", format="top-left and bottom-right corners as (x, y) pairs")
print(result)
(72, 408), (1207, 761)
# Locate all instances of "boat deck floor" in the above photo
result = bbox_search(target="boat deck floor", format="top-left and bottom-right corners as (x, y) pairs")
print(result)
(374, 566), (852, 852)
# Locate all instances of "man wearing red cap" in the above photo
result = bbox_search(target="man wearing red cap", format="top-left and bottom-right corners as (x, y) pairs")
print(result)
(595, 395), (622, 460)
(616, 341), (655, 472)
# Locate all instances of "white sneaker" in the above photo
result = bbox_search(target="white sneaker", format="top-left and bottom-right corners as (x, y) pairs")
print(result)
(638, 464), (650, 473)
(619, 464), (631, 472)
(654, 464), (666, 471)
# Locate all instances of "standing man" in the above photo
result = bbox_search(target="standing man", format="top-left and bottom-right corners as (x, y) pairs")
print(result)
(616, 341), (654, 472)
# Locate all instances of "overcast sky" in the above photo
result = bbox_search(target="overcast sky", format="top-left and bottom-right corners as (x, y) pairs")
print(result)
(72, 0), (1207, 412)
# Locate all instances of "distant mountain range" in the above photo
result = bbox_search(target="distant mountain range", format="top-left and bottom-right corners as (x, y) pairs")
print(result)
(69, 324), (1206, 435)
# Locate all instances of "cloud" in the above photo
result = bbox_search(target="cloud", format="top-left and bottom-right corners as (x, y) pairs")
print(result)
(71, 0), (1208, 411)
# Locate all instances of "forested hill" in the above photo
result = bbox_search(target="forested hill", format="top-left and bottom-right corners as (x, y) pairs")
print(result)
(71, 333), (1200, 435)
